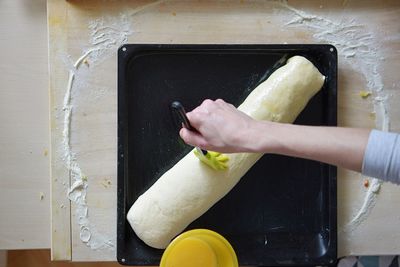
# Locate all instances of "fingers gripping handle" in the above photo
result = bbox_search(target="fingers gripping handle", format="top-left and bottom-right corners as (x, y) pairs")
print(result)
(171, 101), (208, 156)
(171, 101), (194, 131)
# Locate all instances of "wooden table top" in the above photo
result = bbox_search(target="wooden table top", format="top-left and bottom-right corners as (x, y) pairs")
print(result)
(1, 0), (399, 263)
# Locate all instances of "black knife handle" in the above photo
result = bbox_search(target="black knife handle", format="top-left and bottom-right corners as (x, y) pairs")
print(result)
(171, 101), (208, 155)
(171, 101), (194, 131)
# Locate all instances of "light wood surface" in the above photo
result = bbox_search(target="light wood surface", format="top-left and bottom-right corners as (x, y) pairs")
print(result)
(48, 0), (71, 260)
(0, 0), (50, 250)
(2, 0), (398, 262)
(47, 0), (400, 262)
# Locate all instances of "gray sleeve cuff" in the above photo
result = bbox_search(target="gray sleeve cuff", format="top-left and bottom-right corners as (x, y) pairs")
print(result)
(362, 129), (400, 185)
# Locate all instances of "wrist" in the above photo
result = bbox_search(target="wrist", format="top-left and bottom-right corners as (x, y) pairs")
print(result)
(242, 120), (286, 153)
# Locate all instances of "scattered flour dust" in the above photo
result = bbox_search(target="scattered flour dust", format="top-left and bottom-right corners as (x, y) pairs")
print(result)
(276, 1), (389, 232)
(62, 0), (165, 251)
(62, 1), (391, 249)
(63, 14), (131, 251)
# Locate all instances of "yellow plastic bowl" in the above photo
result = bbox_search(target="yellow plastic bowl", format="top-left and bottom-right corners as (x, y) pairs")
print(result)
(160, 229), (238, 267)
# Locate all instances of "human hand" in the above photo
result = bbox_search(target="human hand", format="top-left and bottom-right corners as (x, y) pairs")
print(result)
(179, 99), (259, 153)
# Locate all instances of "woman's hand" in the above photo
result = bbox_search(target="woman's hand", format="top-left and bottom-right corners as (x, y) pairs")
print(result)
(179, 99), (260, 153)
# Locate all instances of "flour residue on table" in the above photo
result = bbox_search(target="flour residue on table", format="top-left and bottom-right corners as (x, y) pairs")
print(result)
(346, 178), (381, 231)
(276, 1), (390, 232)
(63, 14), (131, 251)
(62, 0), (165, 252)
(61, 0), (393, 250)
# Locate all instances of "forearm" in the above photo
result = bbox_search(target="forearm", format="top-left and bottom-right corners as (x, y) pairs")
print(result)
(247, 121), (371, 172)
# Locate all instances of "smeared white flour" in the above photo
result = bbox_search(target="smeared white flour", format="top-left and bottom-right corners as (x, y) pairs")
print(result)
(63, 15), (131, 251)
(346, 178), (381, 231)
(277, 1), (390, 232)
(62, 0), (164, 251)
(61, 0), (392, 249)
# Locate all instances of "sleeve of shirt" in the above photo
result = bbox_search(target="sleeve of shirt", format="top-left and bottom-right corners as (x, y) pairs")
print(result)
(362, 129), (400, 185)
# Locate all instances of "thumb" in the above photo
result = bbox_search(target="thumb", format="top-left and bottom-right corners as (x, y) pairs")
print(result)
(179, 128), (208, 148)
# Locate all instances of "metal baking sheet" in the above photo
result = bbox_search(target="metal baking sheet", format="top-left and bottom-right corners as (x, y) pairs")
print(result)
(117, 44), (337, 266)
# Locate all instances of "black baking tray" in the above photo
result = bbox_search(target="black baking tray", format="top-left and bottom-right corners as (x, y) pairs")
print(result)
(117, 44), (337, 266)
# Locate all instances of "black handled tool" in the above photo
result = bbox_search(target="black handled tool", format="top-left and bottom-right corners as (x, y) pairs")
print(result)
(171, 101), (207, 155)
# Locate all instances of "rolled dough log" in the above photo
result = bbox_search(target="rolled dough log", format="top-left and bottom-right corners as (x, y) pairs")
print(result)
(127, 56), (325, 249)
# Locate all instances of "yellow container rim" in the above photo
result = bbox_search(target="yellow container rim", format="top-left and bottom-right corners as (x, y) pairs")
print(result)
(160, 229), (238, 267)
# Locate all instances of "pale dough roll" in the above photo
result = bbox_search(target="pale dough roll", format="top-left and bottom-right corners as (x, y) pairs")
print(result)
(127, 56), (325, 249)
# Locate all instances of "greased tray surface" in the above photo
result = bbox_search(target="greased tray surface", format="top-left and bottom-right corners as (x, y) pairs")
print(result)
(117, 44), (337, 266)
